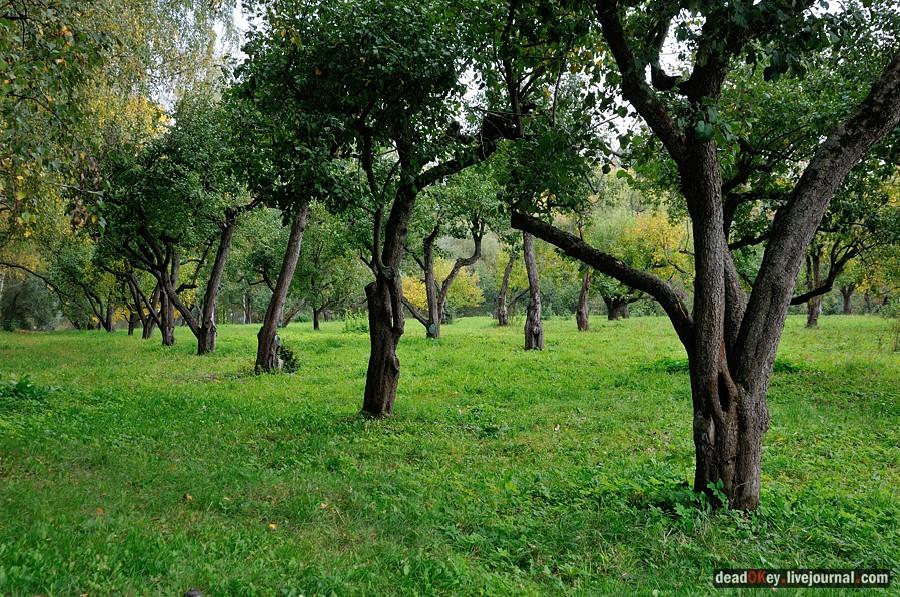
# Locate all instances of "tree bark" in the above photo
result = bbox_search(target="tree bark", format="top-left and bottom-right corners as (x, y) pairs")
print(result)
(522, 232), (543, 350)
(127, 311), (137, 336)
(496, 251), (515, 326)
(313, 307), (321, 331)
(840, 284), (854, 314)
(256, 203), (309, 373)
(576, 267), (591, 331)
(198, 213), (238, 355)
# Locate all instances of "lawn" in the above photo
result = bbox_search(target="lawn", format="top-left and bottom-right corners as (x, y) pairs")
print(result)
(0, 315), (897, 595)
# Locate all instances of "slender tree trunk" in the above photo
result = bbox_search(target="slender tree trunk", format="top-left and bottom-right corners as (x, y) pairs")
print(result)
(127, 311), (136, 336)
(805, 249), (823, 328)
(243, 292), (252, 324)
(198, 214), (237, 355)
(496, 251), (515, 327)
(840, 285), (854, 314)
(523, 232), (543, 350)
(313, 307), (321, 331)
(576, 268), (591, 331)
(423, 229), (441, 339)
(256, 203), (309, 373)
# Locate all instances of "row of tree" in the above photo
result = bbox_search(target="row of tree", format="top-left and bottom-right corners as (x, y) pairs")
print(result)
(3, 0), (900, 511)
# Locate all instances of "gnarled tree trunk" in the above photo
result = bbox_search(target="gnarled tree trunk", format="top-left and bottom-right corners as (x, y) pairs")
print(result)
(840, 284), (854, 314)
(603, 296), (630, 320)
(160, 286), (176, 346)
(363, 275), (402, 416)
(522, 232), (543, 350)
(256, 202), (309, 373)
(576, 268), (591, 331)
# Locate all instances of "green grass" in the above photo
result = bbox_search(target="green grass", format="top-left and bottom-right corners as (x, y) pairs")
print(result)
(0, 315), (897, 595)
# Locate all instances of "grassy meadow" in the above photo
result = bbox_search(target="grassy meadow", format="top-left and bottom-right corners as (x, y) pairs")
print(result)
(0, 315), (897, 595)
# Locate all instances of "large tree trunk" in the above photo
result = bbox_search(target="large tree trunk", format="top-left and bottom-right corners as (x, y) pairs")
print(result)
(840, 284), (854, 314)
(198, 213), (238, 355)
(496, 251), (515, 327)
(362, 277), (401, 416)
(522, 232), (543, 350)
(256, 203), (309, 373)
(690, 356), (767, 511)
(576, 268), (591, 331)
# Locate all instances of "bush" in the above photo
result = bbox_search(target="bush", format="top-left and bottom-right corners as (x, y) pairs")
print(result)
(342, 311), (368, 334)
(0, 375), (50, 401)
(280, 343), (300, 373)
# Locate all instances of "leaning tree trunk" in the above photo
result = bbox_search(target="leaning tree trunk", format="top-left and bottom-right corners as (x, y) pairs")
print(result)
(496, 251), (515, 327)
(522, 232), (543, 350)
(197, 213), (238, 355)
(576, 267), (591, 331)
(256, 203), (309, 373)
(840, 284), (854, 315)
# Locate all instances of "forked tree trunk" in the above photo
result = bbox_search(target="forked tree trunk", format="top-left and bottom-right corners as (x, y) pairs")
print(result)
(840, 285), (854, 314)
(256, 203), (309, 373)
(496, 251), (515, 327)
(198, 213), (238, 355)
(523, 232), (543, 350)
(690, 357), (768, 510)
(576, 268), (591, 331)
